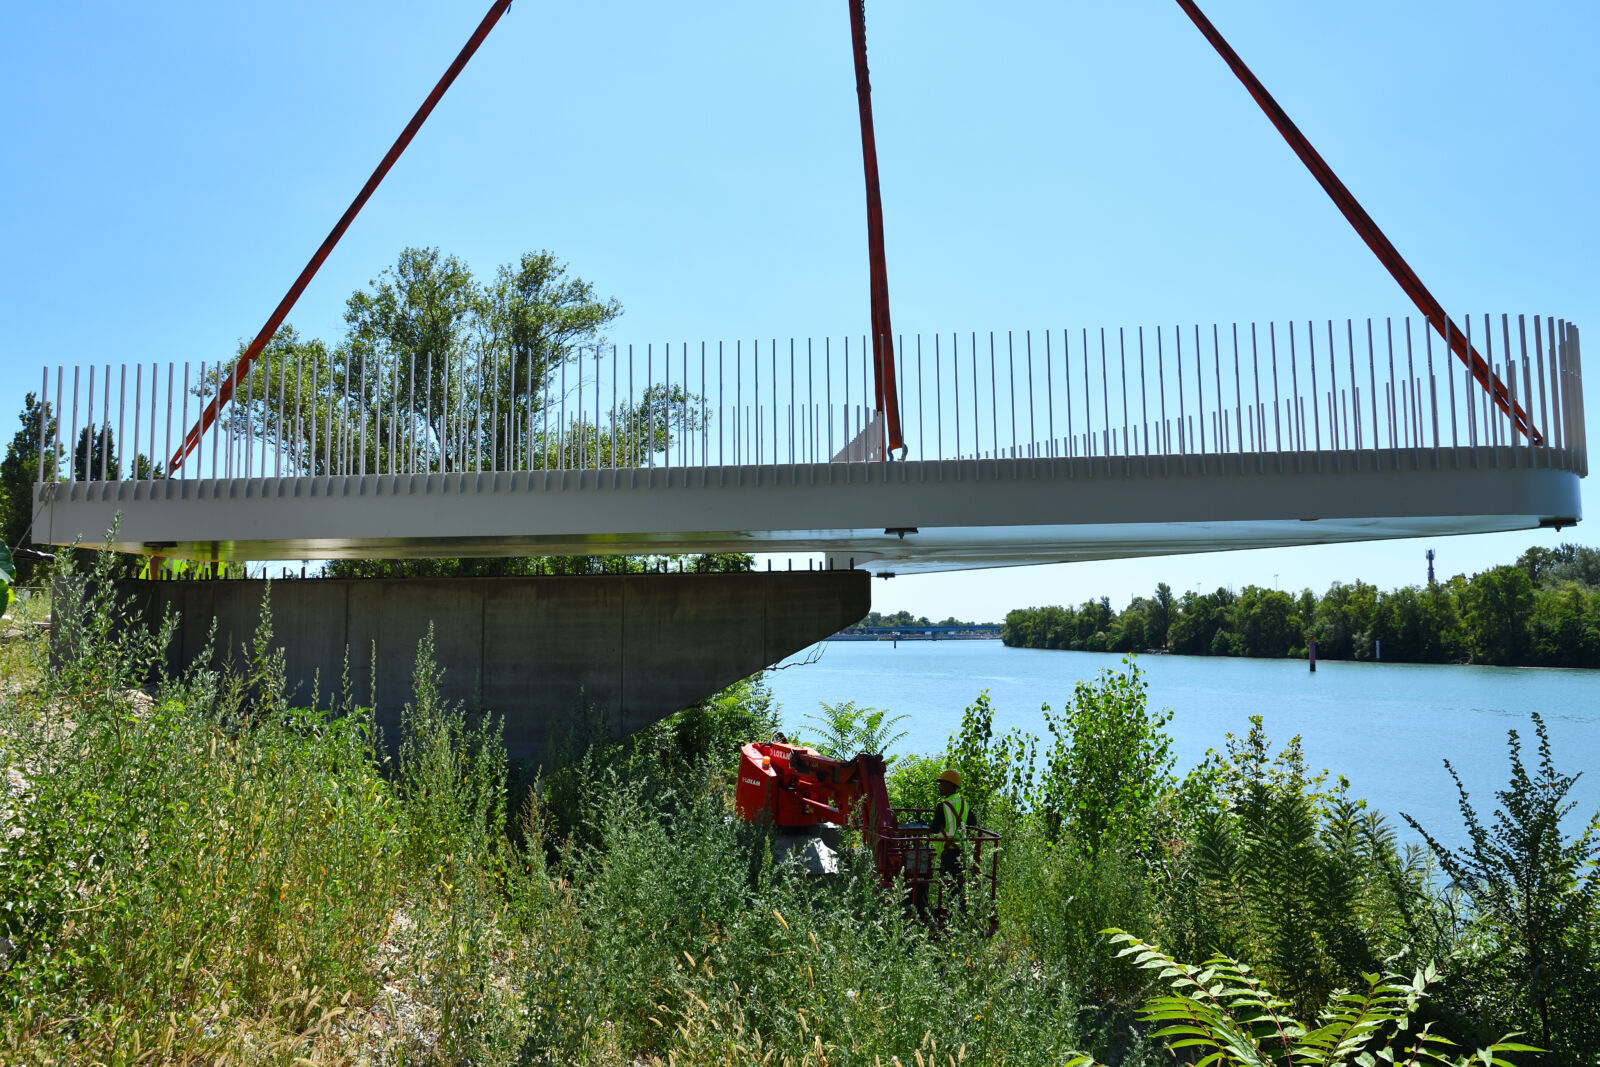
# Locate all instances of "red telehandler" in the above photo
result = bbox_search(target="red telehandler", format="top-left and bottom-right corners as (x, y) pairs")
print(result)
(735, 740), (1001, 924)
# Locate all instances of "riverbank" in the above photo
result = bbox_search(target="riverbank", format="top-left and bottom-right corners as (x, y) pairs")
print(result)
(5, 570), (1596, 1065)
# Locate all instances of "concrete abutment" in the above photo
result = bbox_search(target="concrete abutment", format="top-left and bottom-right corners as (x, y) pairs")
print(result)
(114, 571), (870, 766)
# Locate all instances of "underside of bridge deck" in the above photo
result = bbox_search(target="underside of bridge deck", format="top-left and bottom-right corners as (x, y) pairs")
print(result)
(42, 445), (1583, 575)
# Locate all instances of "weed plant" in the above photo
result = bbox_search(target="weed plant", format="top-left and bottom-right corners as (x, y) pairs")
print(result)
(2, 550), (1591, 1064)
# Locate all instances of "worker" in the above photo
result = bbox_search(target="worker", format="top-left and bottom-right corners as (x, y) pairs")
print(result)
(930, 768), (976, 880)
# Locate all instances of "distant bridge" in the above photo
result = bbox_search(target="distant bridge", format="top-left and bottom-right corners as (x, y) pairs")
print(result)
(833, 625), (1002, 640)
(31, 314), (1585, 575)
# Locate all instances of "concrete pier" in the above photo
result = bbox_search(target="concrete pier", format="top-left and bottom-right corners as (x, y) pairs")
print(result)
(118, 570), (869, 766)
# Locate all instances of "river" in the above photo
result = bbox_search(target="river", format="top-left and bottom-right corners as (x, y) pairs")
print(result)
(762, 639), (1600, 850)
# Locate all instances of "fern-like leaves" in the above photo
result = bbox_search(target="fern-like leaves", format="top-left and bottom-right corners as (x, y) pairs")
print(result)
(1062, 933), (1540, 1067)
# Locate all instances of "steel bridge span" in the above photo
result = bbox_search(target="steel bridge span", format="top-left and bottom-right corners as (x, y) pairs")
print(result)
(32, 315), (1586, 573)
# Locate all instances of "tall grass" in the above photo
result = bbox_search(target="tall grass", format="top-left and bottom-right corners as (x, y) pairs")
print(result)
(5, 553), (1581, 1063)
(0, 554), (1140, 1065)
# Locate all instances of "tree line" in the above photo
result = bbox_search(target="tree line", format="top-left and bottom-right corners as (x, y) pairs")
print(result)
(1001, 543), (1600, 668)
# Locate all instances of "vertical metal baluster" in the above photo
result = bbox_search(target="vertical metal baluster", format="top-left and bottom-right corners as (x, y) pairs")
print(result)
(114, 364), (125, 480)
(54, 366), (65, 483)
(131, 364), (142, 479)
(1363, 319), (1378, 461)
(1543, 317), (1558, 455)
(162, 364), (172, 478)
(1007, 331), (1018, 476)
(73, 366), (83, 482)
(971, 332), (980, 469)
(1464, 318), (1480, 461)
(1249, 324), (1264, 469)
(939, 333), (948, 466)
(211, 360), (224, 481)
(1156, 326), (1170, 467)
(1533, 316), (1549, 464)
(1268, 323), (1283, 469)
(1081, 328), (1091, 463)
(1194, 324), (1206, 459)
(915, 334), (925, 467)
(1101, 328), (1112, 461)
(1479, 314), (1495, 451)
(1517, 316), (1534, 466)
(240, 360), (251, 479)
(1025, 331), (1037, 474)
(272, 353), (283, 479)
(1384, 319), (1399, 454)
(1497, 313), (1510, 460)
(37, 369), (49, 484)
(104, 364), (116, 480)
(1466, 315), (1482, 456)
(1175, 325), (1187, 463)
(1425, 326), (1438, 464)
(989, 332), (999, 473)
(358, 351), (369, 477)
(1443, 319), (1457, 459)
(184, 364), (195, 480)
(1231, 325), (1242, 466)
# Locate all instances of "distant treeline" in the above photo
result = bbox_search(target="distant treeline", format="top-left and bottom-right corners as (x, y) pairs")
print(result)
(841, 610), (994, 632)
(1002, 543), (1600, 668)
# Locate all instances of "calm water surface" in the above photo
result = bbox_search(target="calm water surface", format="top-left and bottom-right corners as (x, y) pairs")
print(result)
(763, 640), (1600, 848)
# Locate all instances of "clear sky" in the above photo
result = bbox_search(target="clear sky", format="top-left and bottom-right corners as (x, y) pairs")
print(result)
(4, 1), (1596, 621)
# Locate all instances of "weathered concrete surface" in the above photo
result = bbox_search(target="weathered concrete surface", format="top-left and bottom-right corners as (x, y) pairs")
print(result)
(117, 571), (869, 766)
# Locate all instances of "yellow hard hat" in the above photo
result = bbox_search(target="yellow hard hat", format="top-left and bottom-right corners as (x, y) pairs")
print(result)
(938, 768), (962, 788)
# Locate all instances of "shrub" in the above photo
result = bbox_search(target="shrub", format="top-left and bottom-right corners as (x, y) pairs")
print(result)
(800, 698), (907, 761)
(1403, 712), (1600, 1064)
(1067, 932), (1538, 1067)
(1035, 657), (1175, 857)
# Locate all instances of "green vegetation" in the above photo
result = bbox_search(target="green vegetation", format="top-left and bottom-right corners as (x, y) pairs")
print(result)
(1002, 544), (1600, 667)
(800, 700), (908, 762)
(3, 553), (1596, 1064)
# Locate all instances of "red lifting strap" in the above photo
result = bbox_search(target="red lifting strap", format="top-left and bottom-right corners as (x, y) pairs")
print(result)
(168, 0), (515, 473)
(848, 0), (905, 454)
(1174, 0), (1541, 445)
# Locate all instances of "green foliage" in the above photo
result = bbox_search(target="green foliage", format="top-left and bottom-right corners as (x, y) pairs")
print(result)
(885, 750), (944, 811)
(397, 624), (508, 875)
(1065, 932), (1538, 1067)
(1035, 657), (1175, 856)
(1003, 544), (1600, 667)
(1174, 718), (1424, 1013)
(1403, 713), (1600, 1064)
(0, 393), (60, 582)
(943, 689), (1038, 820)
(999, 822), (1151, 998)
(799, 698), (907, 761)
(0, 541), (12, 614)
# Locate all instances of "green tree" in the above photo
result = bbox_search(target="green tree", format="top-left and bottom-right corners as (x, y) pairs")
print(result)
(1462, 565), (1535, 665)
(1404, 713), (1600, 1063)
(1149, 581), (1174, 649)
(1230, 585), (1301, 657)
(1528, 582), (1600, 667)
(1036, 658), (1175, 856)
(1, 394), (61, 580)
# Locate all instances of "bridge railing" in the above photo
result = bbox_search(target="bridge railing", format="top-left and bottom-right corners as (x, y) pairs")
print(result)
(32, 315), (1585, 487)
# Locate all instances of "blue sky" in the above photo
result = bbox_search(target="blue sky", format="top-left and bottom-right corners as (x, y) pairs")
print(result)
(4, 1), (1596, 621)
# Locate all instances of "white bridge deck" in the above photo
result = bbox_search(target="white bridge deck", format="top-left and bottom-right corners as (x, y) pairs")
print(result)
(32, 316), (1586, 573)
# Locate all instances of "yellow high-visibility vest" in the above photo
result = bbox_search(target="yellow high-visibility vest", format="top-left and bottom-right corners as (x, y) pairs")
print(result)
(931, 794), (971, 862)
